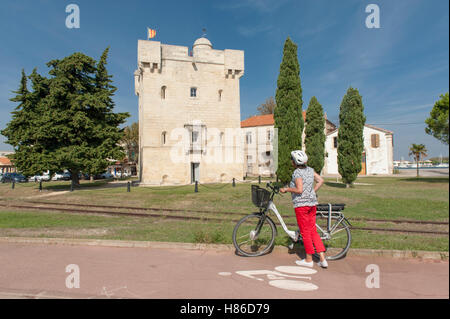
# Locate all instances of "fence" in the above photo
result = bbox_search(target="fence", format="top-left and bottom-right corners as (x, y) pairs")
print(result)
(2, 174), (281, 194)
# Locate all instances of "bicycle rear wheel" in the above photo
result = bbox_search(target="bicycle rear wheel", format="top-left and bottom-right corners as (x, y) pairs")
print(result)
(314, 213), (351, 260)
(232, 213), (277, 257)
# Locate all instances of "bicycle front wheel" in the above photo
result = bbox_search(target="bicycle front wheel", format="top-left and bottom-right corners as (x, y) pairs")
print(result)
(314, 213), (352, 260)
(232, 213), (277, 257)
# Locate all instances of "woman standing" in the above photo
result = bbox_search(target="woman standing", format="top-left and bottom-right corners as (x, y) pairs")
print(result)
(280, 150), (327, 268)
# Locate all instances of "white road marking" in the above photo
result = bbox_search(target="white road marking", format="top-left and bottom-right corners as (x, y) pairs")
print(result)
(274, 266), (317, 275)
(268, 279), (318, 291)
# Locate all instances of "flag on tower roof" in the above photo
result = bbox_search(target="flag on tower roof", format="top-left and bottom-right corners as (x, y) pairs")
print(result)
(147, 28), (156, 39)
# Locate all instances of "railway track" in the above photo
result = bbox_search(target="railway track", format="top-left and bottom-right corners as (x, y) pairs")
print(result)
(0, 200), (448, 236)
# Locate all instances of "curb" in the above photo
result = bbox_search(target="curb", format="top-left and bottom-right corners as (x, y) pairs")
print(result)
(0, 236), (448, 261)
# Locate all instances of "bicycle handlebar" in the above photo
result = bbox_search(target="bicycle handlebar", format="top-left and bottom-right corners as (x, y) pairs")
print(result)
(266, 182), (281, 195)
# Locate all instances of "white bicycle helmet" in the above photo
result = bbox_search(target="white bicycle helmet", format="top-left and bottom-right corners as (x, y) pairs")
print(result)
(291, 150), (308, 165)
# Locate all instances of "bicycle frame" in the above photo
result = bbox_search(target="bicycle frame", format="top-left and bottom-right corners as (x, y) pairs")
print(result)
(265, 201), (297, 240)
(264, 200), (351, 241)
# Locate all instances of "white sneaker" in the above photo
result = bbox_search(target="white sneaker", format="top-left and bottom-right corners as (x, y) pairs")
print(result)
(317, 259), (328, 268)
(295, 259), (314, 267)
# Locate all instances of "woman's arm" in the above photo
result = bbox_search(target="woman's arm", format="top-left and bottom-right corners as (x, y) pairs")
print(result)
(280, 178), (303, 194)
(313, 172), (324, 192)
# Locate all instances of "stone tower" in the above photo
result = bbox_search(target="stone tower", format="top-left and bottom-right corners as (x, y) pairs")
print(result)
(134, 37), (245, 185)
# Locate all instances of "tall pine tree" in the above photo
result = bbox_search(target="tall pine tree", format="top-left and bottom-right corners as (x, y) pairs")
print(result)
(304, 96), (325, 174)
(274, 37), (304, 183)
(337, 87), (366, 187)
(1, 49), (129, 184)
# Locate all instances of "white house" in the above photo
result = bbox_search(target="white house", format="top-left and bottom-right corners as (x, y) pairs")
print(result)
(324, 124), (394, 176)
(240, 113), (338, 176)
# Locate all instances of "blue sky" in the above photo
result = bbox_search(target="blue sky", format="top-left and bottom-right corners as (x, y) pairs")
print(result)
(0, 0), (448, 160)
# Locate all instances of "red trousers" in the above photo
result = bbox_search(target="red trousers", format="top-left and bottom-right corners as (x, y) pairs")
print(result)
(294, 206), (326, 255)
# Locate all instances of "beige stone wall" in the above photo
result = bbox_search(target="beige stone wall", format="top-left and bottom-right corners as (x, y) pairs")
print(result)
(135, 39), (244, 185)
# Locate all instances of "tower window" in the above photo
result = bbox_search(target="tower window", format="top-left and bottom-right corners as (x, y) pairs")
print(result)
(161, 86), (166, 99)
(190, 87), (197, 97)
(218, 89), (223, 101)
(161, 132), (167, 145)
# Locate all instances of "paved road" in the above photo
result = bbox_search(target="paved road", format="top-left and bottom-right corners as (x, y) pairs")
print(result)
(397, 168), (449, 177)
(0, 243), (447, 299)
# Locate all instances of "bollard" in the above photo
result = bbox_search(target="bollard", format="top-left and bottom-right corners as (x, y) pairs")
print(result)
(70, 181), (73, 192)
(39, 180), (42, 192)
(127, 181), (131, 192)
(232, 178), (236, 187)
(12, 181), (15, 189)
(258, 175), (261, 184)
(195, 181), (198, 193)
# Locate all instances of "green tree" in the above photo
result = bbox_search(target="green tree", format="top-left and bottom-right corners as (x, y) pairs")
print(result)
(274, 37), (304, 183)
(409, 144), (428, 178)
(304, 96), (326, 174)
(337, 87), (366, 187)
(121, 122), (139, 163)
(257, 97), (276, 115)
(425, 93), (449, 145)
(1, 49), (129, 185)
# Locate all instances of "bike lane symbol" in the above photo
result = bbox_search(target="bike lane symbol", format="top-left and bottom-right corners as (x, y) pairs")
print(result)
(219, 266), (319, 292)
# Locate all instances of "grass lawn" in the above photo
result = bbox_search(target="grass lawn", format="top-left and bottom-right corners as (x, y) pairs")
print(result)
(0, 176), (448, 252)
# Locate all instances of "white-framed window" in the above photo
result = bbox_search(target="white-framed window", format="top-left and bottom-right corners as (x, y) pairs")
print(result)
(246, 132), (252, 144)
(192, 131), (199, 143)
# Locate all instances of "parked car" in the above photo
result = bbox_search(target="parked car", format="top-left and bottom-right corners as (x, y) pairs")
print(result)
(52, 172), (71, 181)
(52, 172), (64, 181)
(101, 172), (114, 179)
(29, 174), (50, 182)
(1, 173), (27, 183)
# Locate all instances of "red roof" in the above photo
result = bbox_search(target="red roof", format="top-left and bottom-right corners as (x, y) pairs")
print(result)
(241, 112), (306, 128)
(0, 157), (12, 166)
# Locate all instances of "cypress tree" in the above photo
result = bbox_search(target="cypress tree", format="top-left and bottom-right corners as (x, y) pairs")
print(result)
(337, 87), (366, 187)
(274, 37), (304, 183)
(304, 96), (325, 174)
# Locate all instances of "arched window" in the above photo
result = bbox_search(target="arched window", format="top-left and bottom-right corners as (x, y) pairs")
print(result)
(161, 131), (167, 145)
(218, 89), (223, 101)
(161, 86), (167, 99)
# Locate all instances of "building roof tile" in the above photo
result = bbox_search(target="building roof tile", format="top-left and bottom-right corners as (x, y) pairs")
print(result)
(241, 112), (306, 128)
(0, 157), (12, 166)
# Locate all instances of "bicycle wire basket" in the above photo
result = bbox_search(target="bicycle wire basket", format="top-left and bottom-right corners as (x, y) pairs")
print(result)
(251, 185), (271, 208)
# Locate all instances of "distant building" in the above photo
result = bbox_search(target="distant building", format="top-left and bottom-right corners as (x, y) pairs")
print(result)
(239, 114), (394, 176)
(0, 156), (16, 174)
(240, 113), (337, 176)
(324, 124), (394, 175)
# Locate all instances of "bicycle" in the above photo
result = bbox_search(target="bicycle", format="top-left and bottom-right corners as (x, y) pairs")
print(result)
(232, 182), (352, 260)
